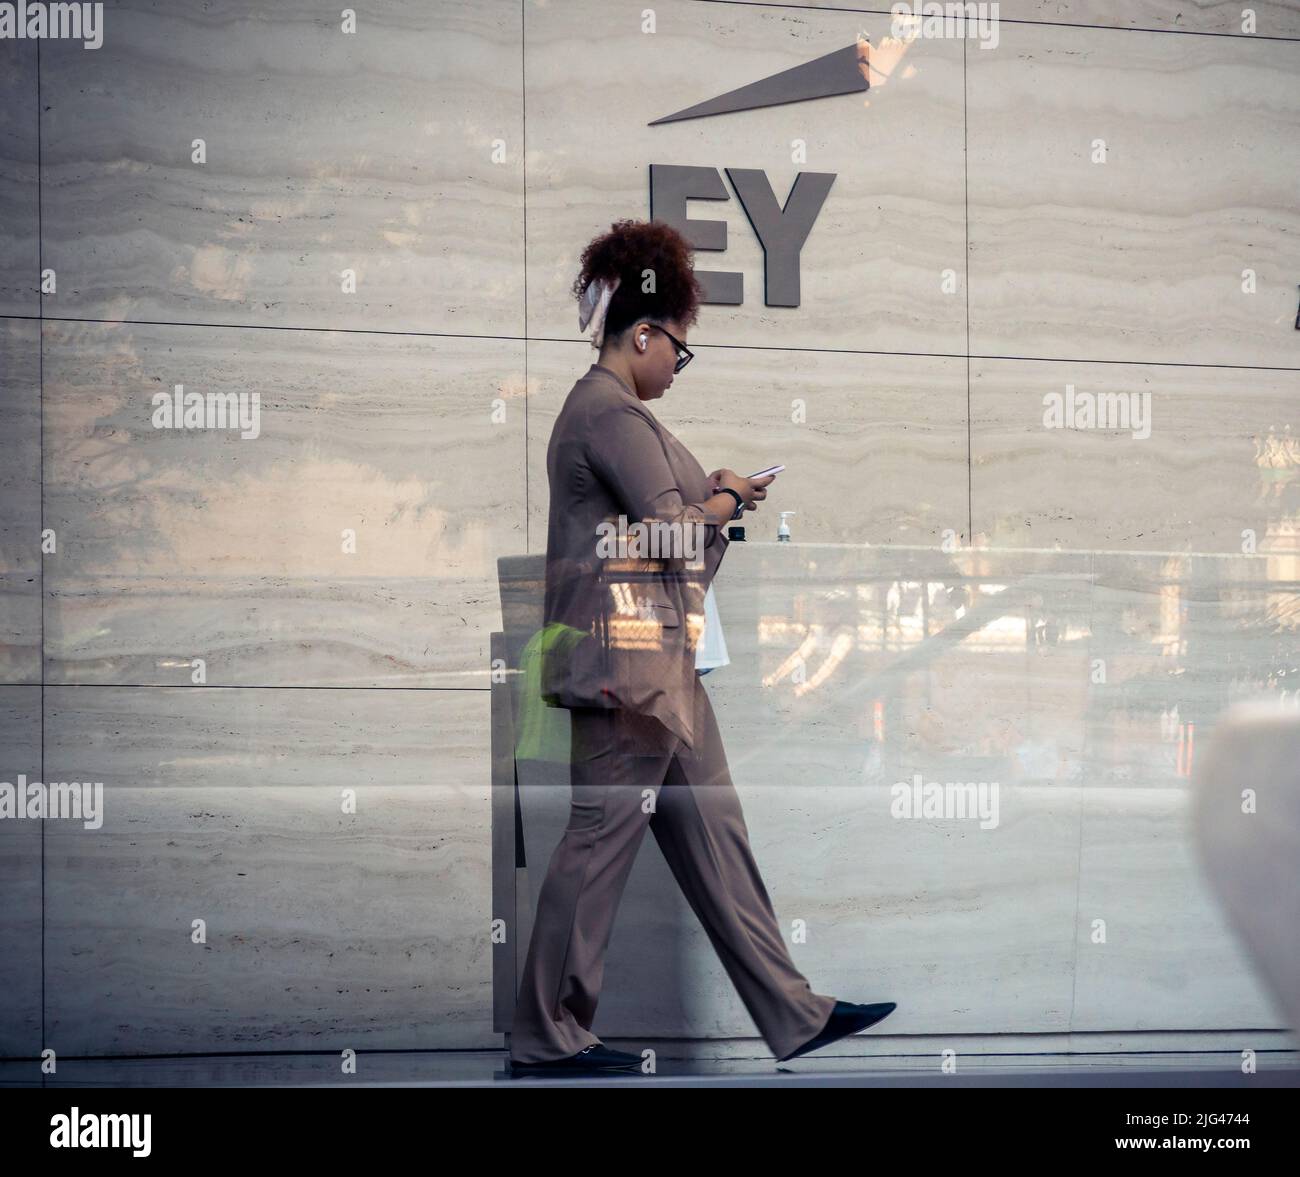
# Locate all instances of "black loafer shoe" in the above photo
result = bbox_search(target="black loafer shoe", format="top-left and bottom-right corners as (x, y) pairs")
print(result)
(509, 1043), (643, 1074)
(776, 1000), (897, 1062)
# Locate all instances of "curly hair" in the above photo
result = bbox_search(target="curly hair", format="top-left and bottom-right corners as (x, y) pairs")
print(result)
(571, 218), (703, 346)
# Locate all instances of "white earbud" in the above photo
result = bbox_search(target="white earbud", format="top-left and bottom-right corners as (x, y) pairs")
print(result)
(639, 333), (647, 347)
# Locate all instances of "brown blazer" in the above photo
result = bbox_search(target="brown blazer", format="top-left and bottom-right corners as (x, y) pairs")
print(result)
(539, 362), (730, 749)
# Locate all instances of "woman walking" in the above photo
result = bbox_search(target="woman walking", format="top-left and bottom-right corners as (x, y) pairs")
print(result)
(508, 218), (895, 1074)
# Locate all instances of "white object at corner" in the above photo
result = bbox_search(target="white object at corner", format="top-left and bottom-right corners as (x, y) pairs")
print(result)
(695, 584), (730, 672)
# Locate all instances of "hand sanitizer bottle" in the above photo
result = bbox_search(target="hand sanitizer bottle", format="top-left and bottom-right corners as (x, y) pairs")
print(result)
(777, 511), (795, 542)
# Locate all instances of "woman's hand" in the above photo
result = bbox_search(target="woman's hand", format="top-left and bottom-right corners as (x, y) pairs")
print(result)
(709, 469), (776, 513)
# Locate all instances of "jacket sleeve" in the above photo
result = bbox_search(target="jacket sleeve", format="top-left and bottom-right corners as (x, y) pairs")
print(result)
(587, 399), (722, 545)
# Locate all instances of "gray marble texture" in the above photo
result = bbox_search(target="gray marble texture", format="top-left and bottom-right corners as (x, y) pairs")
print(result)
(966, 20), (1300, 368)
(42, 321), (525, 686)
(0, 687), (41, 1056)
(0, 0), (1295, 1058)
(0, 318), (40, 683)
(728, 0), (1300, 38)
(0, 39), (38, 318)
(38, 0), (524, 334)
(39, 685), (490, 1055)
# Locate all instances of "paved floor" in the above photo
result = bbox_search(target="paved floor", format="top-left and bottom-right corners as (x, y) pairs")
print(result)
(4, 1050), (1297, 1087)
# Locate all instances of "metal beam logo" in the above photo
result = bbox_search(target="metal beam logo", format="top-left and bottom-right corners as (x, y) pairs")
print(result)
(649, 40), (871, 126)
(645, 37), (900, 307)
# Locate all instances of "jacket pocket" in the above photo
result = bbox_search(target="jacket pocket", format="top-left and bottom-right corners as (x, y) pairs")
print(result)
(646, 601), (680, 628)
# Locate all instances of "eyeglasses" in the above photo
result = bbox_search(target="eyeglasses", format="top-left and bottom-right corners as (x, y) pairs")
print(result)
(646, 324), (694, 373)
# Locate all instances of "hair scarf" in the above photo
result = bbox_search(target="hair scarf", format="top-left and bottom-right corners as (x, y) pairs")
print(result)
(578, 274), (621, 348)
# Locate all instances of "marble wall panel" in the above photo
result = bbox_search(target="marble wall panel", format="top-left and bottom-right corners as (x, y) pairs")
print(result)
(0, 686), (42, 1056)
(0, 318), (41, 684)
(967, 23), (1300, 366)
(42, 321), (525, 686)
(39, 0), (524, 334)
(42, 684), (490, 1053)
(0, 39), (39, 317)
(970, 359), (1300, 552)
(726, 0), (1300, 39)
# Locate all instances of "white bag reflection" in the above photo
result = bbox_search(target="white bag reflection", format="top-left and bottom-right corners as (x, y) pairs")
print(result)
(695, 583), (730, 674)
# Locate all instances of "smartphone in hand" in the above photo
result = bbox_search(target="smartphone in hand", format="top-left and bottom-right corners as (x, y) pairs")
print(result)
(749, 464), (785, 479)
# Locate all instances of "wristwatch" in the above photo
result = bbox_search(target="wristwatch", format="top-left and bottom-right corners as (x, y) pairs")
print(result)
(718, 486), (744, 519)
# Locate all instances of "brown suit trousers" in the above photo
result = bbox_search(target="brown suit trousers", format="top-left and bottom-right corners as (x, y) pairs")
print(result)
(508, 671), (838, 1063)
